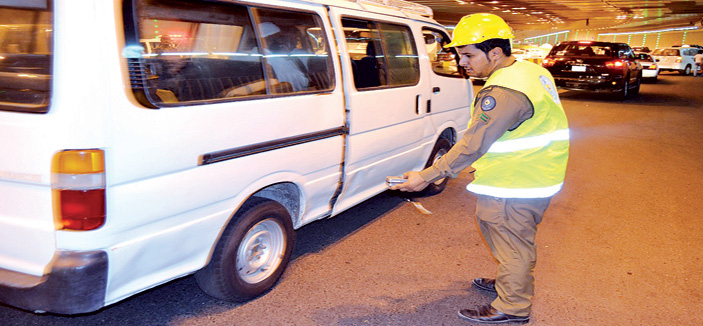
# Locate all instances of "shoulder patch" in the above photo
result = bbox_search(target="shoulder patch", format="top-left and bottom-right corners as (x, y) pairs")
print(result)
(481, 96), (496, 111)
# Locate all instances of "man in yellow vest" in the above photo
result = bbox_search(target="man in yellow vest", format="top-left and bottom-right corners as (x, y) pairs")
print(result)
(392, 13), (569, 324)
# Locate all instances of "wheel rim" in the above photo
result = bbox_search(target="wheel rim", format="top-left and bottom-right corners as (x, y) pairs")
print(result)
(622, 79), (629, 97)
(236, 218), (286, 284)
(431, 147), (448, 186)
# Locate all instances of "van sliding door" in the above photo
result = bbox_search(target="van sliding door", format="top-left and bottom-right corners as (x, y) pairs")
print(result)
(327, 7), (431, 214)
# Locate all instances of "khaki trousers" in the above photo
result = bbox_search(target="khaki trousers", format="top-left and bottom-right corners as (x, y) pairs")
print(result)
(475, 194), (552, 316)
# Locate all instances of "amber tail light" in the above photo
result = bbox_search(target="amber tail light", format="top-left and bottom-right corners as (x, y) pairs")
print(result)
(51, 149), (106, 230)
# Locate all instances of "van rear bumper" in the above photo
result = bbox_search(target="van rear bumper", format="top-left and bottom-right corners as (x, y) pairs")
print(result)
(0, 250), (107, 314)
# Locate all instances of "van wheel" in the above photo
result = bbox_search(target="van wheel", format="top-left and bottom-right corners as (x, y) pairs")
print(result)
(195, 197), (294, 301)
(417, 137), (451, 196)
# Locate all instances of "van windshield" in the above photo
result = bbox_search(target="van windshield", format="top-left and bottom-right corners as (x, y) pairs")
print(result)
(0, 1), (52, 113)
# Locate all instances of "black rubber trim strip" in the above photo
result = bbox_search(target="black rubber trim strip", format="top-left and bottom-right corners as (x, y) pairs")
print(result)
(200, 126), (348, 165)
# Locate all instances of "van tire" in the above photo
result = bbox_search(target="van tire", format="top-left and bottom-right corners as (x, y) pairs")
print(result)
(195, 197), (294, 302)
(417, 137), (451, 196)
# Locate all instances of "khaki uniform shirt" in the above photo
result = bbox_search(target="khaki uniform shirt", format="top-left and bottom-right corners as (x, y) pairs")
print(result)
(418, 85), (534, 183)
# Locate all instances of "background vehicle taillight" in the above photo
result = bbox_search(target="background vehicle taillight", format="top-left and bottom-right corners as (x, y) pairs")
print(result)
(606, 60), (624, 69)
(51, 149), (106, 230)
(649, 64), (657, 70)
(542, 58), (556, 67)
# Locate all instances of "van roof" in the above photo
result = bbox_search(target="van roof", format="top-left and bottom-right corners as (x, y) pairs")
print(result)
(303, 0), (435, 21)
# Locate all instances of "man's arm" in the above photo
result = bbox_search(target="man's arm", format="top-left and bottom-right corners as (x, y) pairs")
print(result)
(392, 86), (533, 192)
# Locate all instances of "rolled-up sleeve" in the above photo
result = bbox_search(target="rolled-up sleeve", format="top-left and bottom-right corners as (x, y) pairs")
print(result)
(418, 85), (534, 183)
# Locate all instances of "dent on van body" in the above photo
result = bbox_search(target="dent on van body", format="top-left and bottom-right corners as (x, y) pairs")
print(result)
(0, 250), (107, 314)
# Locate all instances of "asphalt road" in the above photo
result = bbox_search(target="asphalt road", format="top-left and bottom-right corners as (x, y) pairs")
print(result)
(2, 73), (702, 325)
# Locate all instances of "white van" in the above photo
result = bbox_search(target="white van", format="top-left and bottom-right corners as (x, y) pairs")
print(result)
(0, 0), (472, 314)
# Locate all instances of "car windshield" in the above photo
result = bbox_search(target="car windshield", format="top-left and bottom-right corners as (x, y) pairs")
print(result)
(550, 43), (612, 57)
(635, 53), (651, 60)
(652, 48), (679, 56)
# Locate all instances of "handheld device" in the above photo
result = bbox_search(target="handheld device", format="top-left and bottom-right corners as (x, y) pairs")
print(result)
(385, 176), (407, 187)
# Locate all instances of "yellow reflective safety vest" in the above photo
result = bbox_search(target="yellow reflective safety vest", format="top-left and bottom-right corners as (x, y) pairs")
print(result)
(468, 60), (569, 198)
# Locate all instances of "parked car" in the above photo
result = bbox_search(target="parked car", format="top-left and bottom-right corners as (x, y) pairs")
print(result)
(651, 46), (698, 75)
(542, 40), (643, 99)
(635, 52), (660, 82)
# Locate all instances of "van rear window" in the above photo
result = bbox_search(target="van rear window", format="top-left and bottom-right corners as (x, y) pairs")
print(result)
(126, 0), (335, 107)
(0, 1), (52, 114)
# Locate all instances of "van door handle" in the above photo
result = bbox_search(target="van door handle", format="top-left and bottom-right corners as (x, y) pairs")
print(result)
(415, 95), (420, 114)
(432, 87), (441, 93)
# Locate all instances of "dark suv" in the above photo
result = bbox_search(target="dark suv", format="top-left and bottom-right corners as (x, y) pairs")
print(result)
(542, 41), (643, 99)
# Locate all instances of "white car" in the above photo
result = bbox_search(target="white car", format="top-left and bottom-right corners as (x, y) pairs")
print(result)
(651, 46), (698, 75)
(635, 52), (660, 81)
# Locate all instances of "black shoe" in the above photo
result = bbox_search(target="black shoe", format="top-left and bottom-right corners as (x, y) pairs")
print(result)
(457, 305), (529, 324)
(472, 278), (496, 292)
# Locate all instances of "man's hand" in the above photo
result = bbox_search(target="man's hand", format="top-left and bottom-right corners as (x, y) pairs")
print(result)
(390, 171), (430, 192)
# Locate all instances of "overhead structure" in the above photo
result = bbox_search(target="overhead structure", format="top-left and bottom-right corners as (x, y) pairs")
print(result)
(410, 0), (703, 33)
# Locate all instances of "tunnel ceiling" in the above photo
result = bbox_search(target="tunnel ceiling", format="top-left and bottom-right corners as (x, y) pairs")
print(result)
(409, 0), (703, 34)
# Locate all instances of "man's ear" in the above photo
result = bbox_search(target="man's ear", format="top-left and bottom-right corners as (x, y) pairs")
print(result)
(489, 47), (503, 60)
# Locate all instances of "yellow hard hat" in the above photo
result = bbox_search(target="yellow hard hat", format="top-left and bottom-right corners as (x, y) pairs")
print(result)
(446, 13), (515, 47)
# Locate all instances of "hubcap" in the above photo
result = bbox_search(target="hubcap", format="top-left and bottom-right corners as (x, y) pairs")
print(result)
(237, 218), (285, 284)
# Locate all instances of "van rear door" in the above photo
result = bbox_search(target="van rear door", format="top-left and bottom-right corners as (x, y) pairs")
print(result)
(0, 1), (56, 278)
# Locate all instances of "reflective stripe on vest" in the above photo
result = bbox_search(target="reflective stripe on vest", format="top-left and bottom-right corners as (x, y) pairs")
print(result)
(487, 128), (570, 153)
(467, 182), (564, 198)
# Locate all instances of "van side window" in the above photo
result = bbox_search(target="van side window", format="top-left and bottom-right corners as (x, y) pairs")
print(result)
(422, 28), (463, 78)
(0, 4), (52, 114)
(379, 23), (419, 86)
(253, 8), (334, 94)
(342, 18), (419, 90)
(129, 0), (333, 106)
